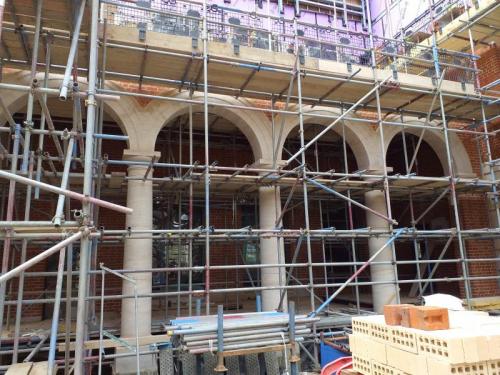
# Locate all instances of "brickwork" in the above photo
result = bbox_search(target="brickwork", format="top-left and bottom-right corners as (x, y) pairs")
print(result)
(477, 44), (500, 89)
(458, 194), (500, 297)
(444, 42), (500, 297)
(113, 81), (177, 107)
(476, 43), (500, 160)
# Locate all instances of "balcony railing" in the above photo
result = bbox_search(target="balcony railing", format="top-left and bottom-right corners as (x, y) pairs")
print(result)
(102, 0), (478, 86)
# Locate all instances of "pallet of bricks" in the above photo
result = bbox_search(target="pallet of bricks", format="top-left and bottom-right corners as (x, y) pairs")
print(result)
(349, 304), (500, 375)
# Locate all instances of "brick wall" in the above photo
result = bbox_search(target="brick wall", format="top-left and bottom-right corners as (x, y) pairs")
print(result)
(458, 194), (500, 297)
(477, 43), (500, 88)
(476, 43), (500, 160)
(458, 43), (500, 298)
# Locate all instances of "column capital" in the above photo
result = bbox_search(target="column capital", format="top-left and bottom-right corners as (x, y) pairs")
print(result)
(251, 158), (287, 169)
(456, 172), (477, 179)
(364, 166), (394, 175)
(123, 149), (161, 163)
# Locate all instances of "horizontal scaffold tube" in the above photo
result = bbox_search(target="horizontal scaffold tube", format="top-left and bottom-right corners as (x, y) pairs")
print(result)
(0, 127), (128, 141)
(0, 82), (119, 101)
(182, 326), (308, 342)
(0, 170), (132, 214)
(0, 221), (79, 227)
(2, 274), (500, 306)
(187, 337), (305, 354)
(184, 329), (311, 347)
(9, 257), (500, 279)
(0, 227), (498, 240)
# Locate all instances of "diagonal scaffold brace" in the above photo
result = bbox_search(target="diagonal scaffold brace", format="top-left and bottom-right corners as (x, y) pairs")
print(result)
(309, 227), (407, 318)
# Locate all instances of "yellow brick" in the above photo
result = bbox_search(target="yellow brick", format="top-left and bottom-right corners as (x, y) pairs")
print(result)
(388, 325), (418, 354)
(356, 335), (387, 364)
(348, 334), (357, 354)
(427, 357), (488, 375)
(352, 316), (372, 336)
(372, 360), (408, 375)
(460, 331), (490, 363)
(386, 345), (427, 375)
(488, 359), (500, 375)
(426, 358), (449, 375)
(487, 334), (500, 360)
(416, 330), (465, 364)
(352, 315), (389, 342)
(352, 354), (372, 375)
(418, 327), (500, 363)
(370, 319), (390, 343)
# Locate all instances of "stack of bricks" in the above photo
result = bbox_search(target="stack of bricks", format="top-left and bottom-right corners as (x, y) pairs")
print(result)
(349, 306), (500, 375)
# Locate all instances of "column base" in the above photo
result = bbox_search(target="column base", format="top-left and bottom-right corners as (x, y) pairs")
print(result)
(114, 347), (158, 375)
(262, 288), (285, 311)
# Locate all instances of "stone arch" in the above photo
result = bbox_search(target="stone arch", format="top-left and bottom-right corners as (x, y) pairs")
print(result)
(0, 70), (149, 151)
(143, 92), (273, 163)
(383, 119), (474, 177)
(274, 107), (378, 170)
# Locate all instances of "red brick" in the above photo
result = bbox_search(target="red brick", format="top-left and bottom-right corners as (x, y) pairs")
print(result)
(383, 304), (414, 326)
(402, 306), (449, 331)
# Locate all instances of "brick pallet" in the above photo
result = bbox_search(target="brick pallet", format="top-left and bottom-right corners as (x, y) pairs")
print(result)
(349, 311), (500, 375)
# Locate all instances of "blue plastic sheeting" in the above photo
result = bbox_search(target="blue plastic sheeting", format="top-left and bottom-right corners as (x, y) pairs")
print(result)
(320, 342), (349, 368)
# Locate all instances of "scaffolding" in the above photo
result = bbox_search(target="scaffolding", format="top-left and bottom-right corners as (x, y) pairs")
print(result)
(0, 0), (499, 372)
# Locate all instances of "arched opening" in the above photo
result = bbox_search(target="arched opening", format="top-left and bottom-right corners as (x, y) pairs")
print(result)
(152, 112), (259, 316)
(282, 124), (358, 172)
(386, 132), (460, 298)
(280, 124), (369, 307)
(387, 132), (444, 177)
(4, 95), (128, 323)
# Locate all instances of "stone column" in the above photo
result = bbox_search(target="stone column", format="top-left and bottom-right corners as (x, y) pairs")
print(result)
(259, 185), (287, 311)
(115, 150), (159, 374)
(365, 189), (398, 313)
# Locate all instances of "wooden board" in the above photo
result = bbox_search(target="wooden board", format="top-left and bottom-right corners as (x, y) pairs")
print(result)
(29, 362), (53, 375)
(5, 363), (33, 375)
(4, 362), (54, 375)
(57, 334), (171, 351)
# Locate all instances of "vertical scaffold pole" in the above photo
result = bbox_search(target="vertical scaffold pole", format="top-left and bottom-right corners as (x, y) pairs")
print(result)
(21, 0), (43, 172)
(188, 99), (194, 316)
(202, 0), (211, 315)
(428, 0), (472, 305)
(293, 2), (315, 316)
(288, 301), (299, 375)
(294, 3), (319, 362)
(47, 247), (66, 374)
(12, 152), (34, 363)
(74, 0), (99, 372)
(34, 34), (51, 199)
(0, 124), (21, 348)
(0, 0), (4, 42)
(215, 305), (227, 372)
